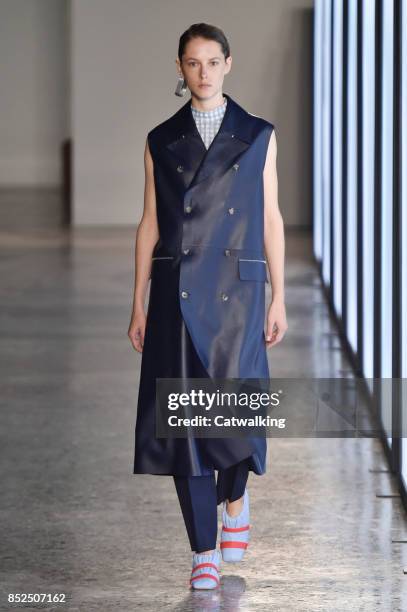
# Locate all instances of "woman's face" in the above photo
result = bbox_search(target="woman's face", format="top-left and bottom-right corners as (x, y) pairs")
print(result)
(177, 36), (232, 99)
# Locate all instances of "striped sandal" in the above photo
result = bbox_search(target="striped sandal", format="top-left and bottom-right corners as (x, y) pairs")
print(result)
(220, 488), (250, 562)
(189, 550), (221, 590)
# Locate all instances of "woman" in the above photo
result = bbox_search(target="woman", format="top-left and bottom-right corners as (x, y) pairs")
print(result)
(128, 23), (287, 590)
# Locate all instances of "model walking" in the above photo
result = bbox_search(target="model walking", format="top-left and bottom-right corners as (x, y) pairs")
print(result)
(128, 22), (287, 590)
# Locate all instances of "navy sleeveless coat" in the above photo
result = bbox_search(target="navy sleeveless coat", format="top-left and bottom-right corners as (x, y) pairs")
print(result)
(133, 92), (274, 477)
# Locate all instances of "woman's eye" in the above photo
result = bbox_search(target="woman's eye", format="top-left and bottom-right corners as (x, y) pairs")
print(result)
(187, 62), (219, 67)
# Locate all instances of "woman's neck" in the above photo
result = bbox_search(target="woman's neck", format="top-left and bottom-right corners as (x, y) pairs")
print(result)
(190, 93), (226, 112)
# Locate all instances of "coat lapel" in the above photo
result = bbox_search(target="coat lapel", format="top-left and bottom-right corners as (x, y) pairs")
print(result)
(165, 92), (255, 191)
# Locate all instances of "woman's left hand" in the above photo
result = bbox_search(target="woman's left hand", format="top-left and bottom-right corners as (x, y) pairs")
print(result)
(265, 297), (288, 347)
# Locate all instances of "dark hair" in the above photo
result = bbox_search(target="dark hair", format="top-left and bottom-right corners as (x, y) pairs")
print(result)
(178, 23), (230, 62)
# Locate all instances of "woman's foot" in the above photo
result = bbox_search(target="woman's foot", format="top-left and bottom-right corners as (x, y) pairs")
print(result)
(190, 549), (221, 590)
(220, 488), (250, 562)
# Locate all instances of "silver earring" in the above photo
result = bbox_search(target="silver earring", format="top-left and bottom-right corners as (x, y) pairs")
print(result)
(175, 75), (187, 97)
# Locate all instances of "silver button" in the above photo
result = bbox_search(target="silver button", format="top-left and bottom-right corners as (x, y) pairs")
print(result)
(177, 165), (184, 173)
(181, 134), (186, 139)
(228, 207), (235, 215)
(183, 248), (190, 255)
(185, 205), (192, 213)
(233, 163), (239, 171)
(231, 134), (235, 138)
(224, 249), (231, 256)
(181, 290), (189, 299)
(221, 292), (229, 301)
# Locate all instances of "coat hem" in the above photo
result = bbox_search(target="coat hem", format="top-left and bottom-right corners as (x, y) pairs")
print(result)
(133, 450), (266, 477)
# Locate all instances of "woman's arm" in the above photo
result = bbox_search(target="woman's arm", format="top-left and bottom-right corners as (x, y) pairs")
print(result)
(263, 129), (288, 347)
(128, 137), (159, 352)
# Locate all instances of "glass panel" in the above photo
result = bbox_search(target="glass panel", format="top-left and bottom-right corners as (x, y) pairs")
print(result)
(322, 0), (332, 285)
(346, 0), (358, 351)
(361, 0), (376, 379)
(313, 0), (324, 261)
(332, 0), (343, 314)
(380, 0), (394, 446)
(401, 0), (407, 488)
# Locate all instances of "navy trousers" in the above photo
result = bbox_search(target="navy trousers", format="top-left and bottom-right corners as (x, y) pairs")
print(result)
(173, 458), (249, 553)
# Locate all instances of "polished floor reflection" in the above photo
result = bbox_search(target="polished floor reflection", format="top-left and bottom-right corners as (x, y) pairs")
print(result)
(0, 189), (406, 611)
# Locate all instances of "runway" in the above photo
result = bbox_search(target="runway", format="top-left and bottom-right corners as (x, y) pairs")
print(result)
(1, 188), (406, 611)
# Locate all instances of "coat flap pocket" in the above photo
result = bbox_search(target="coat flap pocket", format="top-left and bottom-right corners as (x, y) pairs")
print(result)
(238, 258), (268, 282)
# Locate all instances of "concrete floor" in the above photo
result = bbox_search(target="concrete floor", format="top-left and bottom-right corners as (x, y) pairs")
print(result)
(1, 189), (407, 611)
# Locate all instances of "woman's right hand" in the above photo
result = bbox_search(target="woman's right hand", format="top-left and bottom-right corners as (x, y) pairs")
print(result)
(128, 310), (146, 353)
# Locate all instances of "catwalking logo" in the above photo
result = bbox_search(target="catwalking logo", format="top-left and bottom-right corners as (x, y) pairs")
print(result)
(167, 413), (287, 429)
(167, 388), (281, 411)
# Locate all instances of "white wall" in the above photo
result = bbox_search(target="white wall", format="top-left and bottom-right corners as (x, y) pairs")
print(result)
(0, 0), (313, 224)
(0, 0), (68, 186)
(71, 0), (313, 227)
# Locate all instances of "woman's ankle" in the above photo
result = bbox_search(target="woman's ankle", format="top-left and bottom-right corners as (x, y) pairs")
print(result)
(225, 495), (244, 517)
(195, 549), (216, 555)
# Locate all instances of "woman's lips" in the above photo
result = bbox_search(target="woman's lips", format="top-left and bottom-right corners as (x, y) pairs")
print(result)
(199, 84), (211, 88)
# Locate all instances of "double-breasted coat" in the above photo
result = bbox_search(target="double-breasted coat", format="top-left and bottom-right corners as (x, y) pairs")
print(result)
(133, 92), (274, 477)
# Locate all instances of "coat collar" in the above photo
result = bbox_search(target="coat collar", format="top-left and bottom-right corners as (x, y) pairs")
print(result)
(166, 92), (254, 145)
(164, 92), (255, 189)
